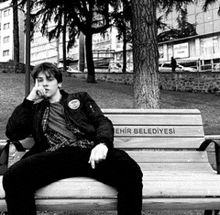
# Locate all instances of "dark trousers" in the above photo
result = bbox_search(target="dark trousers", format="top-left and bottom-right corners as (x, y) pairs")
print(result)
(3, 148), (143, 215)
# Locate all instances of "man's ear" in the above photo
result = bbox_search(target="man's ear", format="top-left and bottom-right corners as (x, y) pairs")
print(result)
(58, 83), (62, 89)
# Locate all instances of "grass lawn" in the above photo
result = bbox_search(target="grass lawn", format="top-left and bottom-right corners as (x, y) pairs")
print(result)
(1, 72), (220, 215)
(1, 72), (220, 139)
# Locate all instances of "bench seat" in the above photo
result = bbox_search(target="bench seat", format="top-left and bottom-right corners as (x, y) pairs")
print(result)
(0, 169), (220, 211)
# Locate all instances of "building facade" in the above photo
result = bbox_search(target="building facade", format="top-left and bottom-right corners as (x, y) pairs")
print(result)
(30, 22), (78, 68)
(0, 0), (25, 63)
(158, 0), (220, 70)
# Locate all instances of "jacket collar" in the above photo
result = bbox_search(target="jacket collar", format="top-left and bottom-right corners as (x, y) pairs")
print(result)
(59, 89), (69, 106)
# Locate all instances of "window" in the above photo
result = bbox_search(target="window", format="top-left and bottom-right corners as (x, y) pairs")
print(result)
(3, 9), (10, 17)
(3, 50), (9, 56)
(3, 23), (10, 30)
(3, 36), (9, 43)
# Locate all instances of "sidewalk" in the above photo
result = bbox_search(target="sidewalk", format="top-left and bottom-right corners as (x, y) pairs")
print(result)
(37, 209), (206, 214)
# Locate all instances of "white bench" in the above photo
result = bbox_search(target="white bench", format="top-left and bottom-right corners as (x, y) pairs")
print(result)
(0, 109), (220, 215)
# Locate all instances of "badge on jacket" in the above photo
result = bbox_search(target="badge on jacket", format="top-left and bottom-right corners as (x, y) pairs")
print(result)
(68, 99), (80, 109)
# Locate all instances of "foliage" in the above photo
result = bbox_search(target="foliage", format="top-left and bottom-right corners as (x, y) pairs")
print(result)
(157, 2), (197, 42)
(112, 0), (132, 42)
(203, 0), (220, 15)
(157, 0), (195, 15)
(17, 0), (121, 82)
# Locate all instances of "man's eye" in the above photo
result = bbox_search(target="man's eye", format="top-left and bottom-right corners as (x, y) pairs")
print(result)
(37, 79), (43, 82)
(47, 77), (54, 81)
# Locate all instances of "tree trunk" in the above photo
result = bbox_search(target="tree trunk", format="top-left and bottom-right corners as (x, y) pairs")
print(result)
(131, 0), (160, 108)
(78, 32), (85, 72)
(85, 33), (96, 83)
(12, 0), (19, 64)
(122, 27), (127, 73)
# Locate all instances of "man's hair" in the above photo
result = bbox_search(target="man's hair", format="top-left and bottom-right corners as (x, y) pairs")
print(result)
(31, 62), (62, 83)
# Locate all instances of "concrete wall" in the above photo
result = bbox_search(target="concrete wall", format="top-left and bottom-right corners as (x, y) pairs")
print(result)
(68, 71), (220, 94)
(0, 62), (25, 73)
(3, 61), (220, 94)
(159, 72), (220, 94)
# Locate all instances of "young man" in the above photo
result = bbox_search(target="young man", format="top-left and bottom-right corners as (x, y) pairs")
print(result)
(3, 62), (143, 215)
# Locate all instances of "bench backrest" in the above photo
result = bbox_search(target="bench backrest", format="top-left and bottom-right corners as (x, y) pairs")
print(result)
(8, 109), (209, 172)
(103, 109), (210, 173)
(103, 109), (205, 150)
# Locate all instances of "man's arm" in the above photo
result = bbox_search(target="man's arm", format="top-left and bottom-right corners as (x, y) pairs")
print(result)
(83, 92), (114, 148)
(6, 99), (35, 140)
(6, 79), (44, 140)
(82, 92), (114, 169)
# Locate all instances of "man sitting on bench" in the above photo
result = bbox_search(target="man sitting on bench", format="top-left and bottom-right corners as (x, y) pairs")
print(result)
(3, 62), (143, 215)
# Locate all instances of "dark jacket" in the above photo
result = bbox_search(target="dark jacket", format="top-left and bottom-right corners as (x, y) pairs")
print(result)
(6, 90), (114, 156)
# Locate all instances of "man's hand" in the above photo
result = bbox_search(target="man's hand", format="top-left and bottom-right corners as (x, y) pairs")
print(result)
(89, 143), (108, 169)
(27, 79), (45, 102)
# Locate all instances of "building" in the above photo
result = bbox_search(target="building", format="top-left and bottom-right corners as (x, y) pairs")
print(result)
(158, 0), (220, 71)
(0, 0), (25, 63)
(30, 20), (78, 68)
(30, 29), (61, 66)
(91, 27), (133, 71)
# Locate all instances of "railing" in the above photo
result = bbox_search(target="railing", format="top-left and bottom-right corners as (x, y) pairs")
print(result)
(93, 50), (114, 60)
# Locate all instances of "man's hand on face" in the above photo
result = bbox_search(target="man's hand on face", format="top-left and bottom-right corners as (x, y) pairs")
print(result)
(27, 79), (46, 102)
(89, 143), (108, 169)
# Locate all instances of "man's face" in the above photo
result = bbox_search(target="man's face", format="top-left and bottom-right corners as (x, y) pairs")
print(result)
(36, 71), (62, 100)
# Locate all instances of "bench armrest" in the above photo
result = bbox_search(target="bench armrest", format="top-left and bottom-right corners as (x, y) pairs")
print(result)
(197, 139), (220, 151)
(197, 135), (220, 151)
(197, 135), (220, 174)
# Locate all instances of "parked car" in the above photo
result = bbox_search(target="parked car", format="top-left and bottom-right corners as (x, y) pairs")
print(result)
(59, 66), (81, 73)
(213, 63), (220, 72)
(108, 61), (133, 73)
(159, 63), (197, 72)
(66, 66), (81, 73)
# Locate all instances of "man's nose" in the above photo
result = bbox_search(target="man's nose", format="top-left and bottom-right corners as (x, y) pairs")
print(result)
(42, 79), (48, 86)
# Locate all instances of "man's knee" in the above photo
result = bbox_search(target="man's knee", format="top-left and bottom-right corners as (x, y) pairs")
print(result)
(3, 168), (15, 192)
(3, 161), (28, 192)
(109, 149), (143, 180)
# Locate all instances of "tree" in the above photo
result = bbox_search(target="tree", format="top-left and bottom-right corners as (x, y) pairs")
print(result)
(113, 0), (132, 73)
(130, 0), (196, 108)
(66, 0), (116, 83)
(18, 0), (117, 83)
